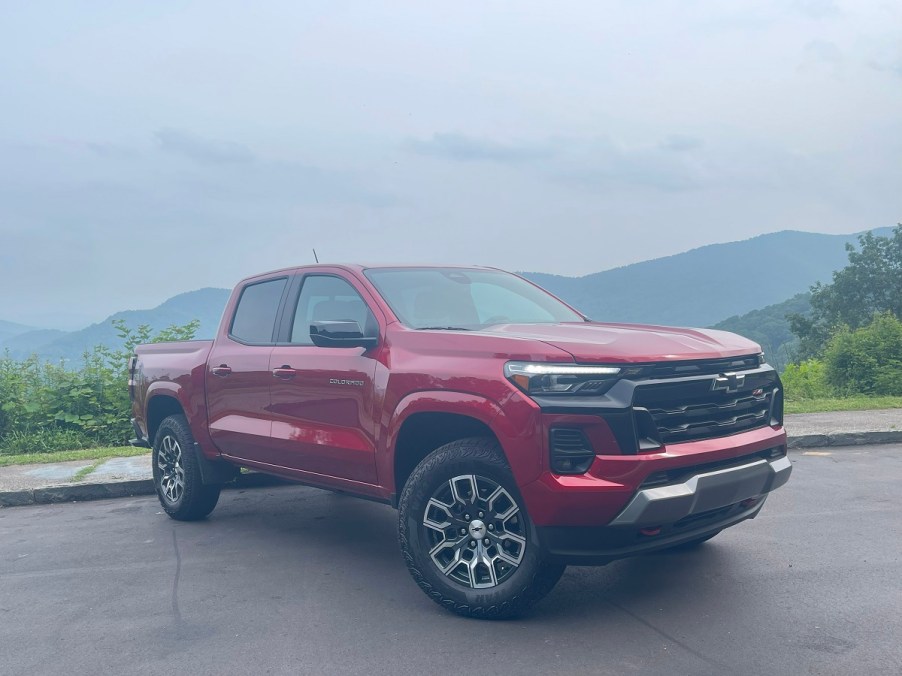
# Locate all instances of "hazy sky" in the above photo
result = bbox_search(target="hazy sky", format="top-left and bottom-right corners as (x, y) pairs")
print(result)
(1, 1), (900, 329)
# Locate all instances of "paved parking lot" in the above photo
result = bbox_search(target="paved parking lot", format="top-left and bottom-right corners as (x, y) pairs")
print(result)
(2, 446), (901, 676)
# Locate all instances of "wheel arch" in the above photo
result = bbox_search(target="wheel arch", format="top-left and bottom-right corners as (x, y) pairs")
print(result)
(386, 391), (508, 504)
(145, 392), (186, 445)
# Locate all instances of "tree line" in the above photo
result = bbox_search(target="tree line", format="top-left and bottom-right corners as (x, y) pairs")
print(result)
(782, 225), (902, 398)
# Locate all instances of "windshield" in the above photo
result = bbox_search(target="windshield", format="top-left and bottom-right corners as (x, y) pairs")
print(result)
(364, 268), (585, 329)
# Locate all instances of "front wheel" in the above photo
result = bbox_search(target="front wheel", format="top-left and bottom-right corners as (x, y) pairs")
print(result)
(152, 414), (221, 521)
(398, 438), (565, 619)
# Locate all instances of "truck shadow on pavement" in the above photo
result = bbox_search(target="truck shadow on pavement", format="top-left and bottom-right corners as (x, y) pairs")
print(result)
(190, 484), (750, 622)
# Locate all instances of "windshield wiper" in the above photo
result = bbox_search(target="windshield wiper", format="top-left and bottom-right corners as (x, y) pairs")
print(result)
(416, 326), (472, 331)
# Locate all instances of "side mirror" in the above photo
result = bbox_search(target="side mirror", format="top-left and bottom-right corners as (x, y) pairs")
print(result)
(309, 320), (378, 349)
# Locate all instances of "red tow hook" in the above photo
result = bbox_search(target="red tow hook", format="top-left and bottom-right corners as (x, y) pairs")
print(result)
(640, 527), (662, 537)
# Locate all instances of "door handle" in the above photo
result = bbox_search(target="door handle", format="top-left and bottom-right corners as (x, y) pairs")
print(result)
(211, 365), (232, 377)
(272, 366), (297, 379)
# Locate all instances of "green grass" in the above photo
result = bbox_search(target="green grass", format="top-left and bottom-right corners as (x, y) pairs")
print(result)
(785, 396), (902, 414)
(0, 446), (148, 468)
(71, 460), (103, 482)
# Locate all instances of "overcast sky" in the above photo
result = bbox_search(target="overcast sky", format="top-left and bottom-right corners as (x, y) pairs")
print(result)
(1, 1), (900, 329)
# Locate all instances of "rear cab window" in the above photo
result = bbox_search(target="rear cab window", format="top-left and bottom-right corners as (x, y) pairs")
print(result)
(229, 277), (288, 344)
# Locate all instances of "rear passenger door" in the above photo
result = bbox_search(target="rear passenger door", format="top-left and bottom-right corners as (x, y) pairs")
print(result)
(206, 275), (288, 460)
(267, 273), (381, 483)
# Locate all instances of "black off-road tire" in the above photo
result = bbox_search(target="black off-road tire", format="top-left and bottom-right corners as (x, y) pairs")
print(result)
(152, 414), (221, 521)
(398, 437), (565, 619)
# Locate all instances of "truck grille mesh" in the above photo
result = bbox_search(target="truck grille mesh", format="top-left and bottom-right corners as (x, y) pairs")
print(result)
(633, 369), (778, 445)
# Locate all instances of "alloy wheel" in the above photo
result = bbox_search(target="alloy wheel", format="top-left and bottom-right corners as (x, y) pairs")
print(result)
(422, 474), (527, 589)
(157, 434), (185, 504)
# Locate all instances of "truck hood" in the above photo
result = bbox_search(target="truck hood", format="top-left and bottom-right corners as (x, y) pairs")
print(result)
(477, 322), (761, 364)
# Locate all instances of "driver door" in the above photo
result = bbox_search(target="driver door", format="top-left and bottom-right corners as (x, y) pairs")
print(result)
(267, 273), (380, 483)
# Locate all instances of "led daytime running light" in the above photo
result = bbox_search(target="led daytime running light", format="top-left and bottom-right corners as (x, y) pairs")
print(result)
(506, 362), (621, 377)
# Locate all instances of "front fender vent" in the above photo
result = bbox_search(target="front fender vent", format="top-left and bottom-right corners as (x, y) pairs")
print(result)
(549, 428), (595, 475)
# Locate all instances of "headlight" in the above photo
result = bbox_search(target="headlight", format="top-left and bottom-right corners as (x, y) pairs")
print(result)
(504, 361), (624, 395)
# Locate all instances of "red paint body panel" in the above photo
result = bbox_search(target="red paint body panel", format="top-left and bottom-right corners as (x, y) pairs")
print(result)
(131, 264), (786, 525)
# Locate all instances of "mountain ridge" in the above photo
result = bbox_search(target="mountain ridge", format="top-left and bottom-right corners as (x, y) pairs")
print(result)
(1, 227), (891, 365)
(521, 227), (892, 327)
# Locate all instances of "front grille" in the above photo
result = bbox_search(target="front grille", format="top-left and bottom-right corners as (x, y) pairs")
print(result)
(633, 369), (778, 445)
(645, 355), (762, 378)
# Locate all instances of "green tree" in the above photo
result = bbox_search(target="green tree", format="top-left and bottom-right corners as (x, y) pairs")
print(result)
(822, 313), (902, 396)
(789, 225), (902, 359)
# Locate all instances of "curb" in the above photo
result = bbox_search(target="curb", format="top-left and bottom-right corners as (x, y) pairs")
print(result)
(0, 472), (291, 508)
(787, 430), (902, 449)
(3, 433), (900, 508)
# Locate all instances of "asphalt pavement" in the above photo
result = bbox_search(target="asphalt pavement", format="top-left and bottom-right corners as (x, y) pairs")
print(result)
(2, 445), (901, 675)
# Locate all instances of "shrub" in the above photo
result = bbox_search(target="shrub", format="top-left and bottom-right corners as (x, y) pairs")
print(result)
(823, 313), (902, 396)
(0, 429), (95, 454)
(780, 359), (833, 399)
(0, 319), (199, 452)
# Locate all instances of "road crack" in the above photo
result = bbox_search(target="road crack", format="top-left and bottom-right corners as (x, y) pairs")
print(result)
(608, 599), (726, 670)
(171, 529), (183, 626)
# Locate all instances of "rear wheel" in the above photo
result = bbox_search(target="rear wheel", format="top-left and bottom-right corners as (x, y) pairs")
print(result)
(152, 414), (221, 521)
(398, 438), (565, 619)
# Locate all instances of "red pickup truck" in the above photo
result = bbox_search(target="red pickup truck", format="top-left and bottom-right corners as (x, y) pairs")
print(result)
(130, 264), (791, 618)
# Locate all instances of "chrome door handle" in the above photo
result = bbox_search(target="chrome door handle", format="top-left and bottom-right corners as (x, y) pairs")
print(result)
(211, 365), (232, 377)
(272, 366), (297, 379)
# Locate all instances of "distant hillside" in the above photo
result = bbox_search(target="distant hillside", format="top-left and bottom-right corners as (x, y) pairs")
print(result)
(0, 319), (38, 345)
(2, 328), (69, 355)
(2, 227), (890, 365)
(712, 293), (812, 371)
(522, 228), (891, 327)
(3, 288), (230, 364)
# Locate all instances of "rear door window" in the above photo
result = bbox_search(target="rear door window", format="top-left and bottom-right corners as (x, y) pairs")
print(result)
(230, 278), (288, 344)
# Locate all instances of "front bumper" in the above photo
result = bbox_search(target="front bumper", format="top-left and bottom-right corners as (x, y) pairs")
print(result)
(536, 453), (791, 565)
(538, 498), (766, 565)
(609, 454), (791, 527)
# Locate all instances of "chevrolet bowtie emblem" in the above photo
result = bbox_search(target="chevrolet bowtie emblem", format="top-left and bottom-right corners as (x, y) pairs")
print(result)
(712, 372), (745, 393)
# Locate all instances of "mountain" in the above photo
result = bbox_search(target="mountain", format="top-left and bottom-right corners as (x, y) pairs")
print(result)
(2, 328), (69, 355)
(521, 228), (892, 328)
(712, 293), (812, 371)
(2, 288), (231, 364)
(0, 319), (39, 345)
(2, 227), (891, 365)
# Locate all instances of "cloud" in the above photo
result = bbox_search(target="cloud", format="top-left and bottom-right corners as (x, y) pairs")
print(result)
(659, 135), (704, 153)
(548, 137), (706, 192)
(867, 51), (902, 79)
(154, 128), (255, 165)
(555, 151), (702, 192)
(800, 39), (843, 75)
(407, 132), (706, 191)
(406, 133), (554, 163)
(83, 141), (136, 159)
(790, 0), (841, 19)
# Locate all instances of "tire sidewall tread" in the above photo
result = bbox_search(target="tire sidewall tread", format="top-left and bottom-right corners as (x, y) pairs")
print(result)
(398, 437), (564, 619)
(152, 414), (221, 521)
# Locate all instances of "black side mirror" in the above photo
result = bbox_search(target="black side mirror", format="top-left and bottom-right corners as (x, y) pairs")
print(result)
(309, 320), (378, 349)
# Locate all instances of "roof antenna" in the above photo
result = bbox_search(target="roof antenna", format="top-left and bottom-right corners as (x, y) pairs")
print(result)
(312, 248), (320, 263)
